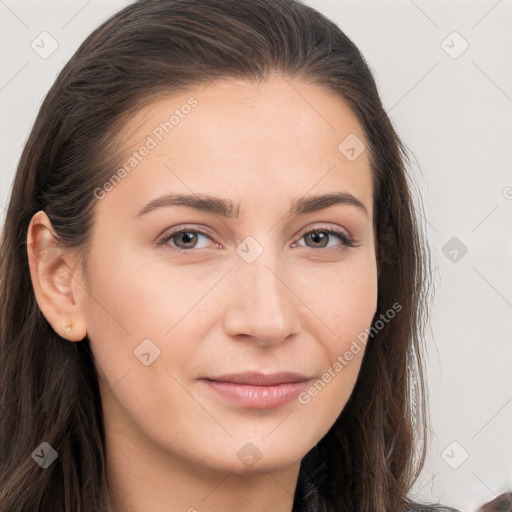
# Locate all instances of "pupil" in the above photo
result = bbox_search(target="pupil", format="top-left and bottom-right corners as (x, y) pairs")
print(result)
(179, 232), (197, 247)
(309, 232), (327, 247)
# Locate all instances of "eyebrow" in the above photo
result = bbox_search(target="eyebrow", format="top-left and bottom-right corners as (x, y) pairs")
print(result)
(135, 191), (368, 219)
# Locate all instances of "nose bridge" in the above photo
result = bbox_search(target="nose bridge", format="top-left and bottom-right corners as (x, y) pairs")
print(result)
(223, 249), (301, 345)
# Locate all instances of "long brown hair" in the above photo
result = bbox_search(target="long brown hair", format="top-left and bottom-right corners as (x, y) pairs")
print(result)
(1, 0), (437, 510)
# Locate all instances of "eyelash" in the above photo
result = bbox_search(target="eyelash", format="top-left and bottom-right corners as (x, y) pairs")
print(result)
(157, 225), (357, 253)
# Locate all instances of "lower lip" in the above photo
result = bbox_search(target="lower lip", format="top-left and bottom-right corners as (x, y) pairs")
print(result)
(201, 379), (309, 409)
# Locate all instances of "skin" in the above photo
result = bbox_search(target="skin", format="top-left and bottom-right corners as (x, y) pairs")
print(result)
(27, 74), (378, 512)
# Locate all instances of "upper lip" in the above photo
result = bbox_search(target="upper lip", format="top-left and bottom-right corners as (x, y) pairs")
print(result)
(202, 372), (310, 386)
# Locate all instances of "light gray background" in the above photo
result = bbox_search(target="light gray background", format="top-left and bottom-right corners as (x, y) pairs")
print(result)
(1, 1), (511, 511)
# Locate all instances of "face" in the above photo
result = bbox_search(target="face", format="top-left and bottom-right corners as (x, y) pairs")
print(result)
(77, 75), (377, 474)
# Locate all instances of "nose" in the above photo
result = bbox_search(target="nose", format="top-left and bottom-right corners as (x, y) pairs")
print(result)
(223, 255), (302, 347)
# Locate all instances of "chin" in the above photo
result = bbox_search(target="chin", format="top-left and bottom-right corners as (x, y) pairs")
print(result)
(204, 436), (313, 475)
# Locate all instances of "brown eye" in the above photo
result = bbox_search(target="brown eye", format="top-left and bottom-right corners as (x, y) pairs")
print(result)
(299, 228), (355, 249)
(173, 231), (199, 249)
(159, 229), (213, 251)
(304, 231), (330, 248)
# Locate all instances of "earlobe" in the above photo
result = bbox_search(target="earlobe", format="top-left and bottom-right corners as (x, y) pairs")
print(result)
(26, 211), (87, 342)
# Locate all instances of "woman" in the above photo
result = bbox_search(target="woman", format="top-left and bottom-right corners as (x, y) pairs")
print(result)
(0, 0), (461, 510)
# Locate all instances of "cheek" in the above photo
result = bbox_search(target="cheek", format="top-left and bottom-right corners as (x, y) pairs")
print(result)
(297, 252), (377, 415)
(80, 248), (220, 386)
(302, 250), (378, 346)
(331, 273), (378, 344)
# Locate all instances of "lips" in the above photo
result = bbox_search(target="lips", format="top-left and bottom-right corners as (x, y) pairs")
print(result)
(204, 372), (310, 386)
(200, 372), (311, 409)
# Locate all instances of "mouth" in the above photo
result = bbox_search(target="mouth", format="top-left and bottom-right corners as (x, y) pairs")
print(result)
(199, 372), (312, 409)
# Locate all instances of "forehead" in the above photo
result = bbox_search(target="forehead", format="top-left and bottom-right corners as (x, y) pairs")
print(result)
(98, 75), (373, 219)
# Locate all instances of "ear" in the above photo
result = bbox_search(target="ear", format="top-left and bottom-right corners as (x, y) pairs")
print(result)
(26, 211), (87, 342)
